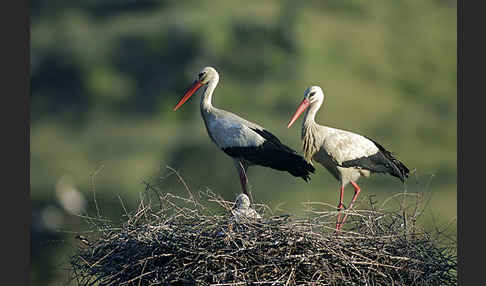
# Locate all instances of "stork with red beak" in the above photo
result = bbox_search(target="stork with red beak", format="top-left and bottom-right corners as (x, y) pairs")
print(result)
(287, 86), (409, 231)
(174, 67), (315, 200)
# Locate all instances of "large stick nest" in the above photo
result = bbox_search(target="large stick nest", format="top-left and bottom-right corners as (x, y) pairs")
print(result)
(69, 184), (456, 286)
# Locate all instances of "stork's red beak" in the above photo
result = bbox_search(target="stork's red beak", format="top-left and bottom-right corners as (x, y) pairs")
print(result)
(173, 80), (203, 111)
(287, 98), (310, 128)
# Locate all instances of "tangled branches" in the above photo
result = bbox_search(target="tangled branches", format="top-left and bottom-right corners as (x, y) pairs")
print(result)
(69, 186), (456, 285)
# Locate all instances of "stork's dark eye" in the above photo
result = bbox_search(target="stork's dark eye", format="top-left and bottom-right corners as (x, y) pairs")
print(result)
(309, 91), (316, 97)
(198, 72), (205, 78)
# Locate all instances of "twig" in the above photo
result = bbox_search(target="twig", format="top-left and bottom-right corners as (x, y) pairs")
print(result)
(89, 163), (105, 218)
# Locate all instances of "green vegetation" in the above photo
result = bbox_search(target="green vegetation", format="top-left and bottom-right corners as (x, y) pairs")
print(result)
(31, 1), (457, 285)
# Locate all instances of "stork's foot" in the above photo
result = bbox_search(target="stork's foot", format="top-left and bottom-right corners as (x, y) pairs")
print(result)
(335, 219), (343, 232)
(334, 222), (343, 236)
(335, 203), (345, 232)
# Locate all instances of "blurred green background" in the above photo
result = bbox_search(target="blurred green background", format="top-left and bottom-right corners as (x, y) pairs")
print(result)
(30, 0), (457, 285)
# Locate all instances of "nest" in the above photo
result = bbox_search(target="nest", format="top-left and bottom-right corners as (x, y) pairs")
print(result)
(69, 186), (456, 286)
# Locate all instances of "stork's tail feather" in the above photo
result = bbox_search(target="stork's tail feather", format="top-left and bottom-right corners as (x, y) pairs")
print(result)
(388, 156), (409, 183)
(247, 128), (315, 181)
(342, 137), (410, 183)
(272, 149), (316, 182)
(366, 137), (409, 183)
(379, 152), (409, 183)
(223, 144), (315, 182)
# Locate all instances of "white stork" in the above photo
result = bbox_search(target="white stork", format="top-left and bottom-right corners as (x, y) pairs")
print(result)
(287, 86), (409, 231)
(173, 67), (315, 201)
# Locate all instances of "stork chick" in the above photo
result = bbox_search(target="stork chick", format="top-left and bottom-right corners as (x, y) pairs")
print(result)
(232, 193), (262, 222)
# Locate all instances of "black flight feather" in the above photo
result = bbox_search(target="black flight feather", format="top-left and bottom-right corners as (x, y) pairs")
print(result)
(222, 128), (315, 181)
(340, 136), (409, 183)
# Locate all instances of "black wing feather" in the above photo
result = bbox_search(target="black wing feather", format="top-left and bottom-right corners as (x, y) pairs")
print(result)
(223, 128), (315, 181)
(341, 136), (409, 183)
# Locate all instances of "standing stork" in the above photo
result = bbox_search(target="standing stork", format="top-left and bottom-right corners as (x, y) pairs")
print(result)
(287, 86), (409, 231)
(173, 67), (315, 201)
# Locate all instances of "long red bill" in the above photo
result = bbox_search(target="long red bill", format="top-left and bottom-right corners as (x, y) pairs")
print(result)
(287, 98), (310, 128)
(173, 80), (203, 111)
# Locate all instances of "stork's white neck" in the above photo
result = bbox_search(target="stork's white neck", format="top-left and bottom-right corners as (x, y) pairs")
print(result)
(303, 98), (322, 128)
(200, 75), (219, 112)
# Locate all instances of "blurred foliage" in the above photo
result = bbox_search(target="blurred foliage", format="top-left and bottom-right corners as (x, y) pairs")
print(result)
(30, 0), (457, 285)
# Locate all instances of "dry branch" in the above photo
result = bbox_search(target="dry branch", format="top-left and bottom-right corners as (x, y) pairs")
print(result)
(69, 186), (456, 286)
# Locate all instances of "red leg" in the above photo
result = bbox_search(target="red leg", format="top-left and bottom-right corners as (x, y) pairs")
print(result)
(235, 160), (253, 203)
(338, 180), (361, 229)
(347, 180), (361, 210)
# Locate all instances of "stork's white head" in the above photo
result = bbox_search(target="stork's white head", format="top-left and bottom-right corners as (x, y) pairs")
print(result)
(173, 66), (219, 111)
(304, 86), (324, 104)
(287, 85), (324, 128)
(197, 66), (219, 85)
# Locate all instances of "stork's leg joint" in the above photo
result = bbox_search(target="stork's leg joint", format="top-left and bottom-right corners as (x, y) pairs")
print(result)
(337, 185), (345, 211)
(347, 180), (361, 210)
(337, 203), (345, 211)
